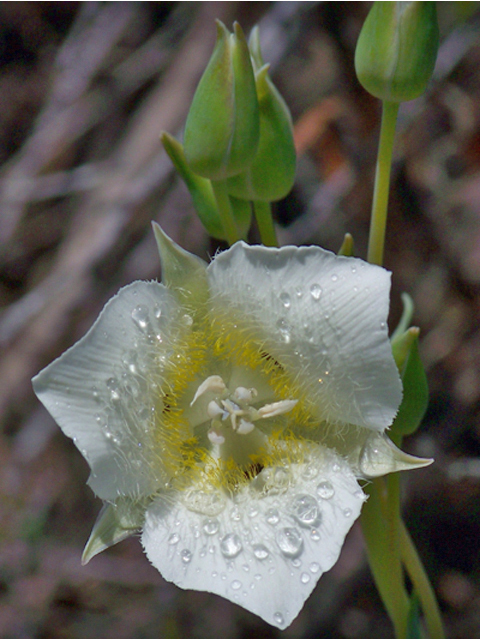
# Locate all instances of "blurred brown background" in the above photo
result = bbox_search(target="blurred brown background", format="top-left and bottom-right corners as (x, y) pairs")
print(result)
(1, 2), (480, 638)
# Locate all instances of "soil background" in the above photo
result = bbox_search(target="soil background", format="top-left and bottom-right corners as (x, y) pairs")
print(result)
(1, 2), (480, 638)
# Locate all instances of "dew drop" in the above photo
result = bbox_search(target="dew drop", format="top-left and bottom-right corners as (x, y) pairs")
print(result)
(254, 573), (262, 581)
(310, 283), (322, 301)
(310, 529), (321, 541)
(183, 489), (225, 517)
(351, 265), (357, 273)
(295, 287), (303, 298)
(220, 533), (243, 558)
(131, 304), (149, 329)
(266, 508), (280, 525)
(280, 292), (291, 309)
(275, 318), (291, 344)
(343, 507), (352, 518)
(291, 558), (301, 568)
(276, 527), (304, 558)
(317, 480), (335, 500)
(231, 580), (242, 590)
(301, 572), (311, 584)
(310, 562), (320, 573)
(106, 378), (120, 402)
(331, 273), (338, 282)
(203, 518), (220, 536)
(168, 533), (180, 545)
(291, 494), (322, 528)
(302, 465), (319, 480)
(153, 304), (162, 320)
(181, 549), (192, 564)
(274, 612), (284, 626)
(253, 544), (270, 560)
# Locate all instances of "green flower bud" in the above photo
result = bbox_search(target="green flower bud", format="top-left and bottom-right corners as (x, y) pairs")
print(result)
(184, 21), (259, 180)
(227, 28), (296, 202)
(355, 1), (439, 102)
(161, 132), (252, 241)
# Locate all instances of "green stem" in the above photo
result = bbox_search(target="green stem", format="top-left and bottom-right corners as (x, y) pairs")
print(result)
(367, 100), (399, 266)
(399, 519), (445, 639)
(253, 200), (278, 247)
(361, 478), (409, 638)
(211, 179), (241, 246)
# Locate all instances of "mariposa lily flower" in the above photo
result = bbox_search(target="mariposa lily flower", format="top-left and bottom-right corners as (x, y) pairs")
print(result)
(32, 225), (430, 629)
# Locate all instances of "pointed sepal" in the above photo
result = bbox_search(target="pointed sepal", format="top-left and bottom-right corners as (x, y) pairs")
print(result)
(82, 497), (147, 565)
(152, 223), (209, 313)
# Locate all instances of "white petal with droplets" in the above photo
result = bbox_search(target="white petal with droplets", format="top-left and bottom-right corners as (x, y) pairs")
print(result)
(141, 444), (365, 630)
(208, 243), (402, 431)
(33, 281), (184, 500)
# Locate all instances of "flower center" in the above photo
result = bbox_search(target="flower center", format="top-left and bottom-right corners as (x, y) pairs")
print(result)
(190, 374), (298, 445)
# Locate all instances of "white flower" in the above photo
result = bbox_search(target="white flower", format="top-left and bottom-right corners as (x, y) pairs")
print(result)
(32, 224), (430, 629)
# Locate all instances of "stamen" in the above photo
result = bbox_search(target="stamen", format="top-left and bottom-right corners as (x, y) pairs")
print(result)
(190, 375), (226, 406)
(207, 427), (225, 444)
(207, 400), (224, 419)
(257, 399), (298, 418)
(233, 386), (257, 402)
(237, 419), (255, 435)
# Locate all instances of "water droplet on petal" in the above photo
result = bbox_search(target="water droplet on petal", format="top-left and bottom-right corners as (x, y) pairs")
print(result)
(181, 549), (192, 564)
(295, 287), (303, 298)
(168, 533), (180, 545)
(153, 304), (162, 320)
(276, 527), (304, 558)
(275, 318), (291, 344)
(310, 529), (321, 541)
(131, 304), (149, 329)
(231, 580), (242, 590)
(183, 489), (226, 517)
(220, 533), (243, 558)
(203, 518), (220, 536)
(253, 544), (270, 560)
(280, 292), (291, 309)
(266, 508), (280, 525)
(274, 612), (284, 626)
(310, 562), (321, 573)
(331, 273), (338, 282)
(291, 494), (322, 528)
(310, 283), (322, 301)
(302, 465), (319, 480)
(301, 572), (311, 584)
(106, 378), (120, 401)
(317, 480), (335, 500)
(344, 507), (352, 518)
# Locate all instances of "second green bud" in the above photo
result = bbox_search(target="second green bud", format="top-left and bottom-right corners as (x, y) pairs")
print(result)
(184, 21), (259, 181)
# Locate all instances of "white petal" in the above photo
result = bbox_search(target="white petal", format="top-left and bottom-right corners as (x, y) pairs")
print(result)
(141, 444), (365, 630)
(208, 243), (402, 431)
(33, 281), (185, 500)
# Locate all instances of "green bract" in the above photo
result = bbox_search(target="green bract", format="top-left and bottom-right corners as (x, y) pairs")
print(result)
(355, 1), (439, 102)
(184, 21), (259, 180)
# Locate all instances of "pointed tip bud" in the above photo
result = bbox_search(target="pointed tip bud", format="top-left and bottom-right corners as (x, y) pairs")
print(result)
(355, 1), (439, 102)
(227, 34), (296, 202)
(184, 20), (259, 180)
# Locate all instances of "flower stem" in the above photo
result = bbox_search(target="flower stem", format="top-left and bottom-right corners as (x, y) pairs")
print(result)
(253, 200), (278, 247)
(361, 477), (409, 638)
(367, 100), (399, 266)
(211, 179), (241, 246)
(399, 518), (445, 639)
